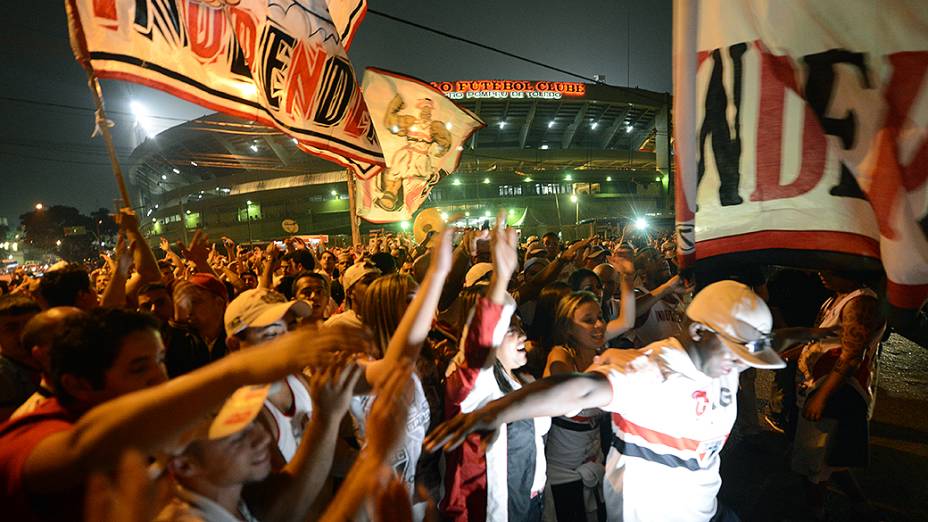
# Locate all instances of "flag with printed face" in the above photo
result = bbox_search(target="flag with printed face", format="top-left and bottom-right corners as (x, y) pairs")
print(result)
(66, 0), (383, 176)
(356, 68), (485, 223)
(673, 0), (928, 311)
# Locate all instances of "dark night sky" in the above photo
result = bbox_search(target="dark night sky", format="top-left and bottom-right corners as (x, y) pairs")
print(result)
(0, 0), (671, 226)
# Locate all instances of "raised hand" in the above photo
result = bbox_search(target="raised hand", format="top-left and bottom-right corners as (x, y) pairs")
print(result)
(159, 236), (171, 254)
(178, 229), (211, 268)
(309, 362), (363, 420)
(561, 238), (591, 263)
(607, 253), (635, 276)
(429, 227), (455, 276)
(373, 473), (413, 522)
(490, 210), (518, 279)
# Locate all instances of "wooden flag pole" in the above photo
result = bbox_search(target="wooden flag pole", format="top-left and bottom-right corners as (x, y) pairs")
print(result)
(65, 0), (133, 209)
(345, 169), (362, 246)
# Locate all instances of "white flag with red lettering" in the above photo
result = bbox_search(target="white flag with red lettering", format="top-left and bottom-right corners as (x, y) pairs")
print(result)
(674, 0), (928, 310)
(355, 68), (485, 223)
(67, 0), (383, 175)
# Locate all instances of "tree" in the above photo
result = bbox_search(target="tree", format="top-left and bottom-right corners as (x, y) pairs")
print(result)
(20, 205), (97, 262)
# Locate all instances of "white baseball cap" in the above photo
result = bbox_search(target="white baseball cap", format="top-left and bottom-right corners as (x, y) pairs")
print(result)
(686, 280), (784, 369)
(342, 262), (381, 292)
(464, 262), (494, 288)
(224, 288), (311, 337)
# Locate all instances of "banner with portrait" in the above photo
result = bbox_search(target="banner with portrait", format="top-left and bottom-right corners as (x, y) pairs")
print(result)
(356, 68), (485, 223)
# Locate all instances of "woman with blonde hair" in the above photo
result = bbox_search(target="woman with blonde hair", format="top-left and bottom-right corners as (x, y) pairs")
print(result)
(543, 257), (635, 521)
(344, 229), (454, 519)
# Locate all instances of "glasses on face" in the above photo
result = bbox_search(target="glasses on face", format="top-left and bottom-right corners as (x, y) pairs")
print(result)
(702, 324), (772, 354)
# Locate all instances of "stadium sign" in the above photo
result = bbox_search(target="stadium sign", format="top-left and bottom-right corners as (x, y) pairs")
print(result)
(429, 80), (586, 100)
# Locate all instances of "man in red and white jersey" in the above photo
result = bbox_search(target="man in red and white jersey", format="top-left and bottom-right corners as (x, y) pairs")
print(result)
(426, 280), (786, 522)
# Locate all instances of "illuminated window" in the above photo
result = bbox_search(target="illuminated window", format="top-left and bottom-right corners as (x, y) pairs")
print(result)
(497, 185), (523, 197)
(238, 202), (262, 222)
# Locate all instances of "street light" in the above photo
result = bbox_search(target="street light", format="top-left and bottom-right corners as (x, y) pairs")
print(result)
(35, 203), (43, 211)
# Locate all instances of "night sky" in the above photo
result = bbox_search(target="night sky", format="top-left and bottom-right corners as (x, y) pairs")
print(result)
(0, 0), (671, 227)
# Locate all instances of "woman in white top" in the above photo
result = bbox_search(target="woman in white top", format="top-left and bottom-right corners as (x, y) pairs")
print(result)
(544, 257), (635, 521)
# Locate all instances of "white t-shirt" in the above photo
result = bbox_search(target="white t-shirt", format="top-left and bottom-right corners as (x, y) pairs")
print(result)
(323, 309), (363, 329)
(350, 373), (430, 496)
(630, 291), (686, 346)
(587, 338), (739, 522)
(263, 375), (313, 462)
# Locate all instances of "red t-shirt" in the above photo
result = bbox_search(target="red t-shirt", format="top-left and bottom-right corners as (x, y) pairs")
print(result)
(0, 398), (82, 522)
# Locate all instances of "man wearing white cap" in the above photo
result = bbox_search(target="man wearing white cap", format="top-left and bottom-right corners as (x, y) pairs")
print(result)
(325, 262), (381, 329)
(426, 281), (786, 522)
(160, 363), (361, 522)
(224, 289), (314, 464)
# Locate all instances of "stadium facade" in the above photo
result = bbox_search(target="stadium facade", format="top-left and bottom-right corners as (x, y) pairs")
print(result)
(128, 80), (672, 243)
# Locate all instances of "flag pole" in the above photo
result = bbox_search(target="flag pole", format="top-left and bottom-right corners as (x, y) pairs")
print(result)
(345, 169), (362, 246)
(65, 0), (133, 209)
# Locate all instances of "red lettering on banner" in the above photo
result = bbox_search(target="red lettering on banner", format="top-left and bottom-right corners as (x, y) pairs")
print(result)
(229, 7), (259, 67)
(867, 51), (928, 239)
(284, 41), (327, 121)
(343, 93), (373, 142)
(187, 2), (226, 64)
(751, 47), (826, 202)
(92, 0), (116, 20)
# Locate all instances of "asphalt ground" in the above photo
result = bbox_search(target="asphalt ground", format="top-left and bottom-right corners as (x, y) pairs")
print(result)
(718, 334), (928, 522)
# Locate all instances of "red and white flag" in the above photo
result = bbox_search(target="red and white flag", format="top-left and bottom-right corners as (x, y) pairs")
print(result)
(356, 68), (485, 223)
(66, 0), (383, 175)
(674, 0), (928, 310)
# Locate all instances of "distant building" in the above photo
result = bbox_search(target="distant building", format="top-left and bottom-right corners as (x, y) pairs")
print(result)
(128, 81), (672, 243)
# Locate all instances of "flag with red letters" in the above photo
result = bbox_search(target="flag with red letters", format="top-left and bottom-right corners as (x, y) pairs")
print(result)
(66, 0), (383, 175)
(673, 0), (928, 310)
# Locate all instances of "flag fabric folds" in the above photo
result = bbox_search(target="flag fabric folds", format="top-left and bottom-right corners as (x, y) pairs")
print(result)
(673, 0), (928, 310)
(66, 0), (383, 175)
(356, 68), (485, 223)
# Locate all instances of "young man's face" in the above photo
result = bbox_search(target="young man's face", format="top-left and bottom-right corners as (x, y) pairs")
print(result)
(183, 422), (272, 488)
(174, 288), (225, 341)
(241, 273), (258, 289)
(239, 320), (288, 349)
(138, 289), (174, 325)
(98, 328), (168, 403)
(0, 311), (37, 360)
(320, 252), (337, 274)
(693, 330), (748, 378)
(543, 235), (559, 256)
(293, 276), (328, 320)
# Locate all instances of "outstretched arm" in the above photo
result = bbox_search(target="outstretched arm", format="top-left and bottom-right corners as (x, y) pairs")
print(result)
(424, 372), (612, 452)
(362, 229), (454, 390)
(22, 325), (370, 493)
(246, 364), (362, 522)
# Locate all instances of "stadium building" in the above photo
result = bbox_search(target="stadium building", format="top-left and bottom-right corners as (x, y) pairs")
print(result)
(129, 80), (672, 243)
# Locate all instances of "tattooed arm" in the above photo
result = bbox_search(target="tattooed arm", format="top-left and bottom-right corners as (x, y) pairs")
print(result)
(803, 295), (882, 421)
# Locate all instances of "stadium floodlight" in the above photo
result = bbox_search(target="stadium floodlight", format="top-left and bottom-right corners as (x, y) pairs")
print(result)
(635, 217), (648, 230)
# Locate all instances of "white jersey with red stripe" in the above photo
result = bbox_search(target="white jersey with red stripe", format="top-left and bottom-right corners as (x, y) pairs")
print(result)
(586, 338), (739, 522)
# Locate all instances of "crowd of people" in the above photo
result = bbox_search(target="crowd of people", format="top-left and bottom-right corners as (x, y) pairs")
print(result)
(0, 208), (887, 521)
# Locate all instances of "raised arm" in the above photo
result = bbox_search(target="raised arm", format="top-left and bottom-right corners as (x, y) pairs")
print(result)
(515, 238), (590, 304)
(635, 274), (685, 320)
(424, 372), (612, 452)
(99, 233), (133, 308)
(246, 363), (362, 522)
(22, 325), (370, 492)
(118, 209), (161, 285)
(605, 254), (637, 339)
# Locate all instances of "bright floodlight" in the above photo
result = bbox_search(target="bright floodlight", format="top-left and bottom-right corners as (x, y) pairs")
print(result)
(635, 217), (648, 230)
(400, 221), (410, 230)
(569, 194), (578, 203)
(130, 101), (146, 116)
(35, 203), (43, 210)
(330, 190), (338, 196)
